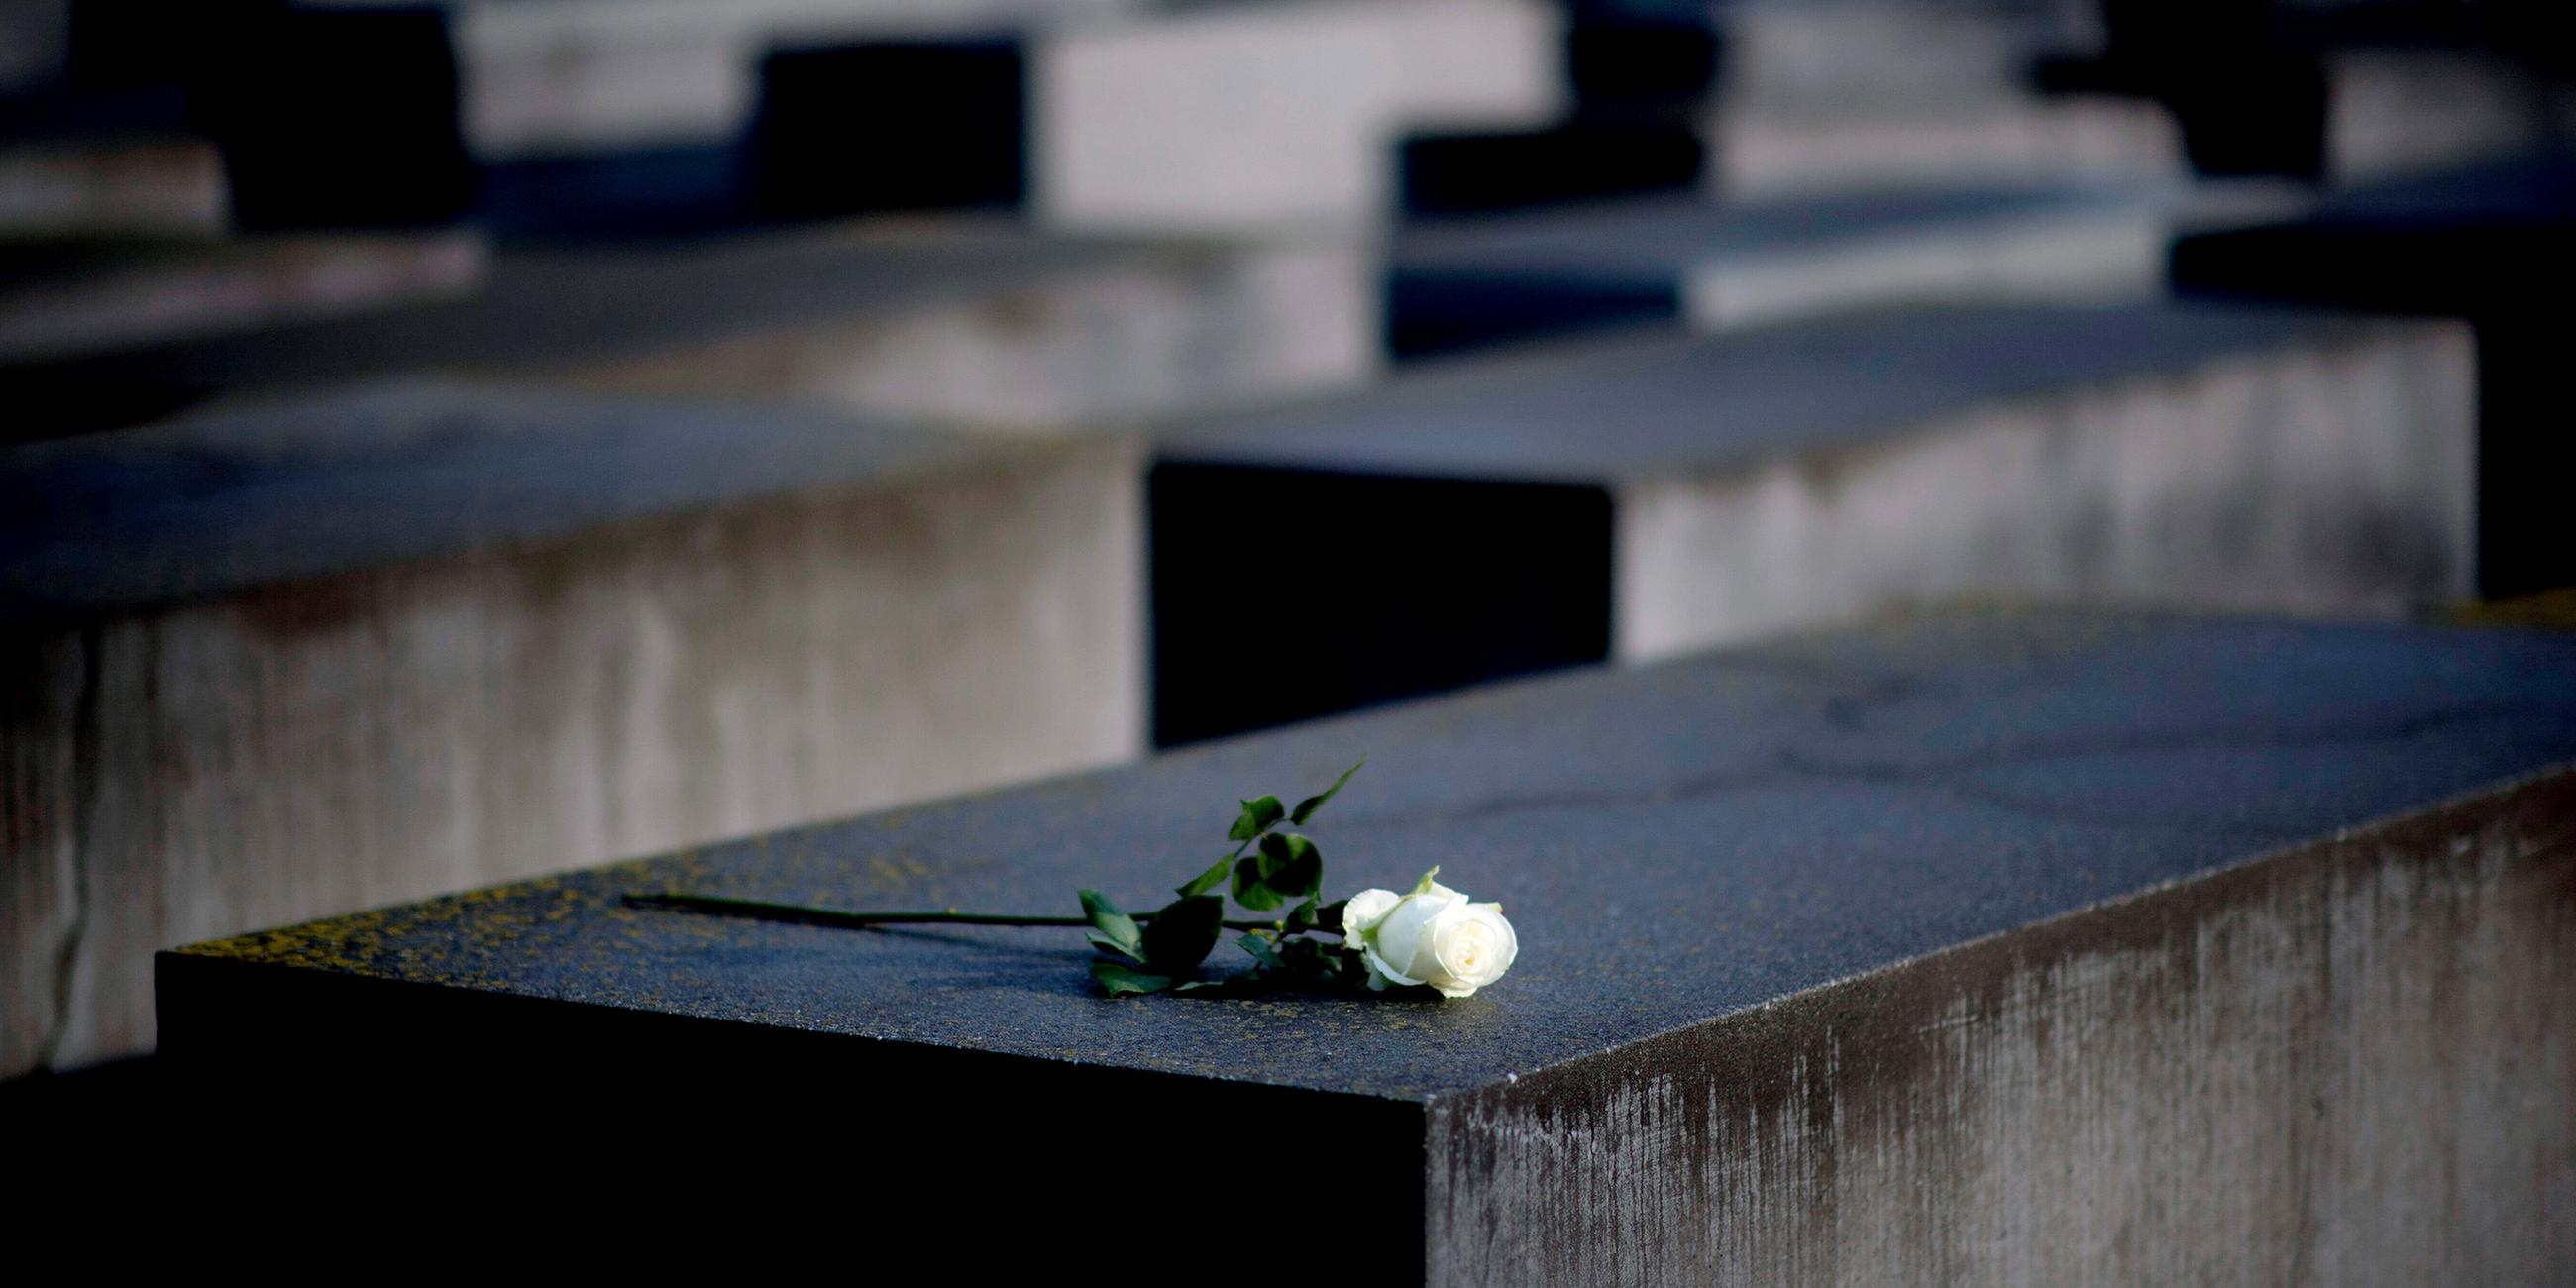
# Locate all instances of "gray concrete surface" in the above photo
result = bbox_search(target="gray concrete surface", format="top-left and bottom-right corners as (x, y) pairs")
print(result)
(1702, 0), (2184, 198)
(0, 230), (487, 362)
(159, 609), (2576, 1279)
(0, 137), (229, 239)
(1395, 186), (2176, 336)
(3, 383), (1146, 1076)
(2327, 51), (2576, 183)
(1034, 0), (1562, 231)
(447, 0), (1562, 230)
(1164, 302), (2476, 660)
(6, 218), (1375, 436)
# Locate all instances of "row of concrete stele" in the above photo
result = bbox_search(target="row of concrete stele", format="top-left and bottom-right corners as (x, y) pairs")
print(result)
(5, 0), (2559, 241)
(2, 0), (2567, 1081)
(0, 293), (2486, 1077)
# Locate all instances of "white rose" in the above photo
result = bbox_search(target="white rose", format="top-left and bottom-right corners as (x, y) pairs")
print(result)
(1339, 868), (1518, 998)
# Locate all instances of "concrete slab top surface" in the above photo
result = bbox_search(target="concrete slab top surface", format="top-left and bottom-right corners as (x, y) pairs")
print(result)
(171, 610), (2576, 1102)
(0, 380), (1014, 626)
(0, 217), (1303, 392)
(1161, 301), (2395, 483)
(1393, 185), (2155, 283)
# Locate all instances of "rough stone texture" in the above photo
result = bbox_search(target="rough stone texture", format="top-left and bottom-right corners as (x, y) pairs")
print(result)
(158, 610), (2576, 1279)
(1164, 303), (2475, 665)
(1615, 312), (2474, 658)
(1427, 766), (2576, 1286)
(5, 218), (1374, 438)
(4, 386), (1145, 1075)
(2167, 151), (2576, 598)
(1035, 0), (1562, 231)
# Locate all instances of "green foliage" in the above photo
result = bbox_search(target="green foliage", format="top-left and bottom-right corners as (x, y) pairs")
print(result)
(1229, 796), (1285, 842)
(1174, 855), (1234, 899)
(1092, 961), (1175, 997)
(1082, 760), (1376, 997)
(1290, 760), (1364, 825)
(1080, 889), (1143, 963)
(1140, 895), (1225, 973)
(1235, 932), (1283, 970)
(1233, 832), (1322, 911)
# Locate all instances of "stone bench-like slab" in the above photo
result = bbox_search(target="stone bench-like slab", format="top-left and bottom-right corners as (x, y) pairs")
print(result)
(158, 609), (2576, 1278)
(0, 230), (487, 363)
(4, 217), (1370, 438)
(1388, 185), (2175, 356)
(441, 0), (1560, 232)
(2, 383), (1143, 1076)
(2170, 150), (2576, 597)
(1701, 0), (2185, 198)
(1152, 302), (2473, 742)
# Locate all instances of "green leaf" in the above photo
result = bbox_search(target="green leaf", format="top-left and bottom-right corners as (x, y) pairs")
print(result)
(1261, 832), (1324, 903)
(1228, 796), (1286, 842)
(1079, 889), (1143, 960)
(1232, 854), (1286, 911)
(1410, 865), (1444, 896)
(1236, 932), (1283, 970)
(1140, 895), (1225, 973)
(1091, 961), (1174, 997)
(1234, 832), (1324, 911)
(1314, 899), (1347, 933)
(1086, 931), (1142, 963)
(1289, 759), (1365, 825)
(1175, 854), (1234, 899)
(1283, 898), (1323, 935)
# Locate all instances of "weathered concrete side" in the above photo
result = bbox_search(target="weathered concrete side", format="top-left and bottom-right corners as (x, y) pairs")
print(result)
(0, 138), (229, 239)
(1682, 201), (2163, 332)
(1426, 769), (2576, 1286)
(1616, 320), (2474, 660)
(0, 434), (1144, 1075)
(1034, 0), (1560, 231)
(2327, 52), (2571, 184)
(1706, 97), (2185, 200)
(546, 236), (1375, 430)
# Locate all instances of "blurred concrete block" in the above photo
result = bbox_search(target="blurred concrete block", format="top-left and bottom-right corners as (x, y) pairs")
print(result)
(453, 0), (1560, 231)
(1702, 0), (2185, 198)
(1155, 304), (2474, 740)
(450, 0), (1137, 158)
(0, 383), (1146, 1075)
(1707, 93), (2187, 198)
(0, 230), (487, 362)
(0, 0), (69, 96)
(1718, 0), (2039, 114)
(1390, 185), (2175, 356)
(2170, 150), (2576, 597)
(154, 607), (2576, 1281)
(0, 136), (228, 238)
(2327, 51), (2571, 183)
(528, 228), (1373, 428)
(7, 219), (1376, 437)
(1034, 0), (1563, 230)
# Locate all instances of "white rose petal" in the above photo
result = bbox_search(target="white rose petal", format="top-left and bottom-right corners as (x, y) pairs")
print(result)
(1337, 875), (1518, 998)
(1428, 902), (1517, 998)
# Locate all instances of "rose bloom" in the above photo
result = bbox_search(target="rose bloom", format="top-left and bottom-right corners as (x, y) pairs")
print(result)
(1340, 869), (1518, 998)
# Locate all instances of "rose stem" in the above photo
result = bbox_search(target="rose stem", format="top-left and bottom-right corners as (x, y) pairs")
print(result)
(624, 892), (1276, 932)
